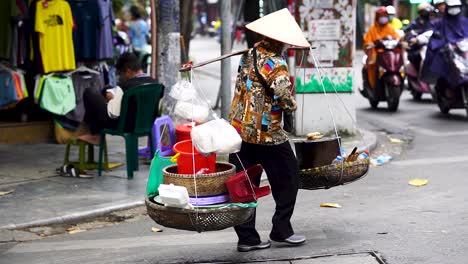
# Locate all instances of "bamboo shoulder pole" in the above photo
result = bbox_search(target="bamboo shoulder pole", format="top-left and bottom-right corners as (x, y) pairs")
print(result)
(179, 47), (314, 72)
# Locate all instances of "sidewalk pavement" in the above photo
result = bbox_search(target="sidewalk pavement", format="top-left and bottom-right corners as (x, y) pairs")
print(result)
(0, 129), (376, 231)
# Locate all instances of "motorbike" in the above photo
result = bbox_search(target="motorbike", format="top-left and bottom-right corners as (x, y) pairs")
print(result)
(430, 38), (468, 116)
(405, 30), (432, 100)
(361, 37), (405, 112)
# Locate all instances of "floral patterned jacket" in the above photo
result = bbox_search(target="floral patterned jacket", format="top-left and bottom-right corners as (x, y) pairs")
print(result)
(229, 39), (297, 145)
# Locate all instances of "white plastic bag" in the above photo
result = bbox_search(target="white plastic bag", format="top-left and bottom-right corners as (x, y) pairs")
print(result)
(169, 80), (197, 101)
(190, 118), (242, 155)
(170, 80), (210, 123)
(174, 101), (210, 123)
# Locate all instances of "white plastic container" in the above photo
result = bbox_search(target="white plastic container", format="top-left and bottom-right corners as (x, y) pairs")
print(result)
(158, 184), (193, 209)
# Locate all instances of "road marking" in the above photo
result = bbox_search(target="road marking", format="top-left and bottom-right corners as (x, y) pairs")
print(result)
(6, 230), (327, 254)
(409, 126), (468, 137)
(392, 155), (468, 167)
(362, 114), (468, 137)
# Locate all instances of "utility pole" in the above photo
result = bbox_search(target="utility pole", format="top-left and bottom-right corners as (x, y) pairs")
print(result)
(154, 0), (181, 112)
(220, 0), (232, 119)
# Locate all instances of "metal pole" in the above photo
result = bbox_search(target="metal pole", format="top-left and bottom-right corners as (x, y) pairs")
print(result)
(220, 0), (232, 119)
(150, 0), (157, 79)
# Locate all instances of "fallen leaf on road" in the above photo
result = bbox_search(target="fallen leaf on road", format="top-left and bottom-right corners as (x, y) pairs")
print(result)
(320, 203), (342, 208)
(389, 137), (403, 144)
(408, 178), (428, 187)
(66, 227), (86, 234)
(68, 229), (86, 234)
(0, 190), (14, 196)
(151, 227), (163, 233)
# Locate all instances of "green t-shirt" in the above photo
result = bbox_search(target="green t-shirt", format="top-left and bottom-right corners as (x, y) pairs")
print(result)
(0, 0), (20, 60)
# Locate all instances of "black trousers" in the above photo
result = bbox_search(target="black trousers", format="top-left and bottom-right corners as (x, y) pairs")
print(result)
(83, 88), (118, 134)
(229, 141), (299, 245)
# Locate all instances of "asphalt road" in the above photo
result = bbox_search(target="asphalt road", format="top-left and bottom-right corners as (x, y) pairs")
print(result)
(2, 87), (468, 264)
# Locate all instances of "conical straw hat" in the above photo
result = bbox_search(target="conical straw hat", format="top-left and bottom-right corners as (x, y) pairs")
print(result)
(246, 8), (310, 48)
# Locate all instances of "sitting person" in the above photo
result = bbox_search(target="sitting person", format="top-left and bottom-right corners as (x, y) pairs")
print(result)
(80, 52), (157, 144)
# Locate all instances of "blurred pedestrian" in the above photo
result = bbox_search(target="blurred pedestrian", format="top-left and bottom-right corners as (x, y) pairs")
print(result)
(128, 5), (149, 57)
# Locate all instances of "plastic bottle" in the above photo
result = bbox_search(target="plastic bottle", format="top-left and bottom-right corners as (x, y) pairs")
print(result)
(340, 148), (347, 158)
(332, 155), (344, 164)
(357, 151), (369, 160)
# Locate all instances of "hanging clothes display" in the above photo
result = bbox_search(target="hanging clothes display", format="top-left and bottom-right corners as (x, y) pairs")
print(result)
(35, 0), (76, 73)
(0, 0), (21, 61)
(1, 0), (117, 126)
(67, 0), (100, 60)
(97, 0), (115, 60)
(39, 75), (76, 115)
(0, 67), (28, 109)
(65, 68), (103, 123)
(0, 71), (19, 108)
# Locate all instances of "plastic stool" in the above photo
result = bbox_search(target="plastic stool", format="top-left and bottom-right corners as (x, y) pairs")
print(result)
(138, 115), (176, 158)
(64, 138), (109, 173)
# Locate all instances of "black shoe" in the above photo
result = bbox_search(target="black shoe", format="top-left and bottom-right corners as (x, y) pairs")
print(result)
(270, 234), (306, 245)
(237, 240), (271, 252)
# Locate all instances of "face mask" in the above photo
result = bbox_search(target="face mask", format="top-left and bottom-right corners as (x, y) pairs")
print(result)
(378, 16), (389, 25)
(447, 7), (461, 16)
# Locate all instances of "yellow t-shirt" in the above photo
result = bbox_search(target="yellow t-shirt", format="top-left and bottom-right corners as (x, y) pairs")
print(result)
(35, 0), (76, 73)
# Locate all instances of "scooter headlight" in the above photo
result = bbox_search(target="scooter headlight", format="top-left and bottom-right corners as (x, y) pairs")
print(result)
(382, 39), (399, 49)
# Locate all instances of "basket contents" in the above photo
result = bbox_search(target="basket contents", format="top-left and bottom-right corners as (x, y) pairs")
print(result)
(295, 139), (370, 190)
(189, 193), (230, 206)
(225, 164), (271, 203)
(306, 131), (323, 140)
(172, 139), (216, 174)
(163, 162), (235, 197)
(146, 151), (176, 197)
(158, 184), (192, 209)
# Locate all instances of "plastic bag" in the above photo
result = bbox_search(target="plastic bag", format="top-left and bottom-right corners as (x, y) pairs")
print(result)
(169, 80), (197, 102)
(170, 80), (210, 123)
(146, 150), (175, 197)
(190, 118), (242, 155)
(174, 101), (210, 123)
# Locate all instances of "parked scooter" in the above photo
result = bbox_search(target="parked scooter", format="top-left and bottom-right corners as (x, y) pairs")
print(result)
(430, 38), (468, 116)
(361, 37), (405, 111)
(405, 30), (432, 100)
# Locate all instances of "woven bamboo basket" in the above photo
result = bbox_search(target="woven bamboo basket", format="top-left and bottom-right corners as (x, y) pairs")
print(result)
(163, 162), (235, 196)
(145, 196), (255, 232)
(299, 158), (370, 190)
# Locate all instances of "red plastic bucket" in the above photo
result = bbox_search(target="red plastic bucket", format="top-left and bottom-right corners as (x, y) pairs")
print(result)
(173, 139), (216, 174)
(176, 122), (196, 143)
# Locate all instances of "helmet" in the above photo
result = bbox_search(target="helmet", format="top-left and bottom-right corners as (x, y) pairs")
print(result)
(386, 5), (396, 15)
(433, 0), (445, 4)
(445, 0), (462, 6)
(376, 6), (388, 15)
(418, 2), (434, 13)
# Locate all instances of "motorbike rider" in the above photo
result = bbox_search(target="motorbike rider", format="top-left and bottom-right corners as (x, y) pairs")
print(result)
(404, 3), (434, 71)
(386, 6), (403, 30)
(422, 0), (468, 100)
(433, 0), (447, 17)
(363, 6), (401, 90)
